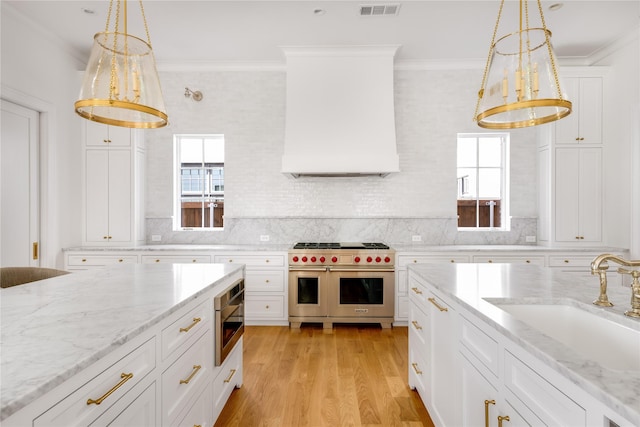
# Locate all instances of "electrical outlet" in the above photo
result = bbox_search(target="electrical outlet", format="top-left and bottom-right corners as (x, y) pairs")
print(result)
(151, 235), (162, 242)
(260, 235), (270, 242)
(525, 235), (536, 243)
(412, 235), (422, 242)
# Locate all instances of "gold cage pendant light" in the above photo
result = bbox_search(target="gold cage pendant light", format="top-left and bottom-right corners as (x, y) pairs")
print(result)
(75, 0), (168, 128)
(474, 0), (571, 129)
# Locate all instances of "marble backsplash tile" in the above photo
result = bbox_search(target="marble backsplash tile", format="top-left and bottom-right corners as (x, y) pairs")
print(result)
(146, 217), (537, 246)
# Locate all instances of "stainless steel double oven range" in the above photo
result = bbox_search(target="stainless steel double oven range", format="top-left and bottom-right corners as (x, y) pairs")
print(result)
(288, 242), (395, 329)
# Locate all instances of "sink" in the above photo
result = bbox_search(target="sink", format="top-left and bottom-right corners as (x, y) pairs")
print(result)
(493, 303), (640, 371)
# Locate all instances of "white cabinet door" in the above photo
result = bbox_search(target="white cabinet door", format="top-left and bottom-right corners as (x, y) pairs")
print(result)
(460, 352), (498, 427)
(85, 149), (132, 243)
(554, 77), (602, 144)
(555, 147), (602, 242)
(429, 291), (459, 427)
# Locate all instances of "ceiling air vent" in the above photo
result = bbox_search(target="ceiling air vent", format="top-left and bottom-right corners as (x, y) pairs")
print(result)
(359, 4), (401, 16)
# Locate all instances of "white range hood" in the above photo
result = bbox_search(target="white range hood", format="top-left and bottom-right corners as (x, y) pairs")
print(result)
(281, 45), (400, 177)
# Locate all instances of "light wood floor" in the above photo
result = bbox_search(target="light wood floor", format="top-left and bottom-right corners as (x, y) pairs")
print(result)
(215, 324), (435, 427)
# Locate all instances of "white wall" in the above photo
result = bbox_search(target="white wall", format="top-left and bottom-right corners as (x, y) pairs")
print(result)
(145, 67), (539, 244)
(1, 3), (84, 268)
(594, 27), (640, 251)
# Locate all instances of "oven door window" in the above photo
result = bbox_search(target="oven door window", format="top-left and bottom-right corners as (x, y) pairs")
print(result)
(339, 277), (384, 305)
(298, 277), (319, 304)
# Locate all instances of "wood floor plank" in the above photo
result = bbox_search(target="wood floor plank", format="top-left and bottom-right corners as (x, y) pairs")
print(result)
(215, 325), (435, 427)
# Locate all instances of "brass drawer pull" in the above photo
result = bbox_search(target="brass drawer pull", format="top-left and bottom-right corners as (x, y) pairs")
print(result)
(179, 317), (201, 333)
(87, 372), (133, 405)
(498, 415), (510, 427)
(180, 365), (202, 384)
(411, 287), (423, 295)
(411, 320), (422, 330)
(223, 368), (237, 383)
(411, 363), (423, 375)
(484, 400), (495, 427)
(428, 297), (448, 312)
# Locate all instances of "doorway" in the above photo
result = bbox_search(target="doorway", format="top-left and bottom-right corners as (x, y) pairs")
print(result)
(1, 99), (40, 267)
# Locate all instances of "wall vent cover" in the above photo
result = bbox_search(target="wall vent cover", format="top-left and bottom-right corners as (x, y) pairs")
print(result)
(359, 4), (401, 16)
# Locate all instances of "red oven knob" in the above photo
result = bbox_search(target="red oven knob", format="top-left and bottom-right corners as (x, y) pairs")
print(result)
(384, 256), (391, 263)
(354, 256), (361, 263)
(375, 256), (382, 263)
(302, 256), (308, 262)
(310, 256), (317, 262)
(292, 256), (299, 262)
(366, 256), (373, 263)
(331, 256), (338, 263)
(319, 256), (326, 263)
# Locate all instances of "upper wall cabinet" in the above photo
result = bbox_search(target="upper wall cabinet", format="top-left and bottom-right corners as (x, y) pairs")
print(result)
(82, 122), (145, 246)
(554, 76), (603, 145)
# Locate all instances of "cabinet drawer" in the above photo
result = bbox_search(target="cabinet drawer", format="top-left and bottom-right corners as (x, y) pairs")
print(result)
(547, 255), (594, 268)
(409, 303), (429, 348)
(212, 337), (242, 421)
(213, 254), (285, 267)
(504, 351), (586, 426)
(173, 381), (212, 427)
(162, 301), (210, 361)
(67, 254), (138, 267)
(399, 255), (469, 267)
(408, 274), (429, 311)
(245, 270), (285, 292)
(34, 337), (156, 427)
(91, 382), (156, 427)
(141, 255), (211, 264)
(245, 295), (285, 319)
(460, 315), (498, 376)
(472, 256), (545, 266)
(162, 330), (212, 426)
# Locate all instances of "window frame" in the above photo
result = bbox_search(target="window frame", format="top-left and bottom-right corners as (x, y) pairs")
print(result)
(173, 134), (225, 231)
(456, 132), (510, 231)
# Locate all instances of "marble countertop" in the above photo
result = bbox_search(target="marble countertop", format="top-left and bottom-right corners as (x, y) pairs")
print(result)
(0, 263), (244, 421)
(63, 244), (292, 252)
(408, 263), (640, 424)
(63, 244), (629, 253)
(392, 244), (628, 252)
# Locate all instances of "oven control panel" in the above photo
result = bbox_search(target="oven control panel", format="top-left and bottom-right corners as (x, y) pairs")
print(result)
(289, 251), (394, 266)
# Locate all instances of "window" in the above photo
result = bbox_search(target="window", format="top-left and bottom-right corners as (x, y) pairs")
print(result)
(174, 135), (225, 229)
(457, 133), (509, 229)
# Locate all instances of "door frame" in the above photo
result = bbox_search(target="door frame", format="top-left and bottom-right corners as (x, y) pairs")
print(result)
(1, 84), (57, 267)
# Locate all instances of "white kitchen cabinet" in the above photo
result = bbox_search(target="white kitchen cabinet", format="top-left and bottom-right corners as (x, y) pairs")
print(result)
(214, 253), (288, 324)
(83, 122), (144, 246)
(428, 288), (460, 427)
(554, 76), (603, 145)
(555, 147), (602, 242)
(472, 255), (545, 266)
(65, 253), (139, 271)
(211, 336), (243, 422)
(141, 254), (212, 264)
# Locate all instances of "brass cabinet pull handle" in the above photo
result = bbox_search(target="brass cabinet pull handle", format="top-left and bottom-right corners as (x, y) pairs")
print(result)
(487, 260), (493, 263)
(223, 368), (237, 383)
(411, 363), (423, 375)
(180, 365), (202, 384)
(450, 259), (455, 263)
(498, 415), (510, 427)
(428, 297), (448, 312)
(192, 259), (197, 263)
(87, 372), (133, 405)
(484, 400), (495, 427)
(265, 279), (270, 283)
(411, 320), (422, 330)
(155, 259), (160, 263)
(411, 287), (423, 295)
(564, 259), (570, 263)
(266, 259), (270, 263)
(179, 317), (201, 333)
(525, 260), (531, 263)
(118, 259), (124, 263)
(82, 258), (87, 262)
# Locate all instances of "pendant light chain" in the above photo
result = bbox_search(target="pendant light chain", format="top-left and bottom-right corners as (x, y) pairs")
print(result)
(474, 0), (506, 121)
(138, 0), (153, 48)
(536, 0), (563, 99)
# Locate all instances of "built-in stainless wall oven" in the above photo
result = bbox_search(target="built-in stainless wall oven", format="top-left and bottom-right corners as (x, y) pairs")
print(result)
(214, 278), (244, 366)
(288, 243), (395, 329)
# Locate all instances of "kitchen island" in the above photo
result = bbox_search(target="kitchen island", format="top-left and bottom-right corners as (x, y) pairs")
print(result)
(1, 263), (244, 426)
(407, 263), (640, 427)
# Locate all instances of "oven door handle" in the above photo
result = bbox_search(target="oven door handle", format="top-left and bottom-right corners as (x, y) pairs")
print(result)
(289, 267), (329, 272)
(327, 267), (395, 273)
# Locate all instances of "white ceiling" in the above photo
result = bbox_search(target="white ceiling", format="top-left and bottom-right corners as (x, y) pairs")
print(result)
(5, 0), (640, 68)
